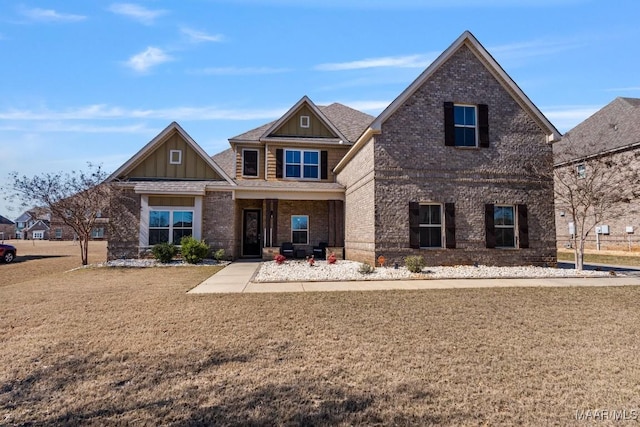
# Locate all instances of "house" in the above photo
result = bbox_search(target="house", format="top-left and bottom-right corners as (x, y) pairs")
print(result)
(14, 208), (50, 239)
(0, 215), (15, 240)
(107, 31), (560, 266)
(25, 219), (50, 240)
(554, 97), (640, 250)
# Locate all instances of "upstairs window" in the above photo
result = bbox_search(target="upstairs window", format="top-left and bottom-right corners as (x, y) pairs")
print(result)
(454, 105), (477, 147)
(576, 163), (586, 179)
(444, 102), (489, 148)
(242, 149), (259, 177)
(285, 149), (319, 179)
(169, 150), (182, 165)
(300, 115), (310, 128)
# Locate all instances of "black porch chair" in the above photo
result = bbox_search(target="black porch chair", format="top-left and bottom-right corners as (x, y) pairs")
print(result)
(313, 242), (328, 260)
(280, 242), (294, 258)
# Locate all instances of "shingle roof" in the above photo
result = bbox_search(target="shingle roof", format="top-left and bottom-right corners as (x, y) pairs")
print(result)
(229, 103), (374, 143)
(211, 148), (236, 179)
(0, 214), (14, 225)
(554, 97), (640, 161)
(235, 180), (344, 190)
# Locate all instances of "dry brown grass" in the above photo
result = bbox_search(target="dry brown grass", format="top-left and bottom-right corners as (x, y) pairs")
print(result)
(2, 242), (640, 425)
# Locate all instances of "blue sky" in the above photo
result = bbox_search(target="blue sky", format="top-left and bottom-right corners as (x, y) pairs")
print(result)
(1, 0), (639, 217)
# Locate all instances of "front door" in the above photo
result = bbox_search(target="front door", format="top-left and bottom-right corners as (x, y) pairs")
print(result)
(242, 209), (261, 257)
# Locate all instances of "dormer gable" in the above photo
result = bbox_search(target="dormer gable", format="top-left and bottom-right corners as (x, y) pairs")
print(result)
(260, 96), (349, 143)
(107, 122), (234, 184)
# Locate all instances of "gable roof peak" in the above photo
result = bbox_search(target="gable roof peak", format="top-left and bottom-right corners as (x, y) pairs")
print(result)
(369, 30), (560, 143)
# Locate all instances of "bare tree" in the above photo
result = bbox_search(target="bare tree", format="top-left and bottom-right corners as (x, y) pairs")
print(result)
(554, 135), (639, 270)
(6, 163), (112, 266)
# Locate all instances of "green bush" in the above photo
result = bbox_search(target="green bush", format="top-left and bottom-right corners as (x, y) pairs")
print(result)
(213, 248), (225, 262)
(358, 262), (375, 274)
(180, 236), (209, 264)
(152, 242), (177, 263)
(405, 255), (426, 273)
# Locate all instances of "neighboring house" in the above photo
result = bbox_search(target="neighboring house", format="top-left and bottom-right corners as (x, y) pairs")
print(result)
(25, 219), (50, 240)
(0, 215), (16, 240)
(107, 31), (560, 266)
(554, 97), (640, 250)
(14, 208), (50, 239)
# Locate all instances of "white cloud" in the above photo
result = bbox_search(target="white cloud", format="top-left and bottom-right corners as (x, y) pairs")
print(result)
(0, 104), (286, 121)
(108, 3), (167, 25)
(181, 27), (224, 43)
(315, 53), (436, 71)
(125, 47), (173, 73)
(542, 105), (600, 132)
(489, 38), (584, 63)
(190, 66), (291, 75)
(20, 7), (86, 23)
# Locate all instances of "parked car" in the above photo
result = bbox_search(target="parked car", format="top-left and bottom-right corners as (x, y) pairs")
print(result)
(0, 243), (16, 263)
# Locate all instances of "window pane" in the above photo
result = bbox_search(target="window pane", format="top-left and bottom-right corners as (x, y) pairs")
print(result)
(292, 230), (307, 244)
(173, 229), (192, 243)
(496, 228), (515, 248)
(292, 215), (308, 231)
(150, 211), (170, 227)
(420, 227), (442, 248)
(494, 206), (514, 226)
(286, 164), (300, 177)
(464, 107), (476, 125)
(464, 128), (476, 146)
(286, 150), (300, 163)
(304, 151), (318, 164)
(454, 106), (465, 125)
(173, 211), (193, 228)
(419, 205), (441, 225)
(149, 229), (169, 245)
(303, 165), (318, 178)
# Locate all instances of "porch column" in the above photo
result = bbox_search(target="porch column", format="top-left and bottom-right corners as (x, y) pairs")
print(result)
(328, 200), (344, 247)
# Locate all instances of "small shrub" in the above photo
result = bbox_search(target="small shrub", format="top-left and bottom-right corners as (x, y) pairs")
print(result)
(359, 262), (375, 274)
(405, 255), (426, 273)
(152, 242), (177, 264)
(274, 254), (286, 265)
(213, 248), (225, 262)
(180, 236), (209, 264)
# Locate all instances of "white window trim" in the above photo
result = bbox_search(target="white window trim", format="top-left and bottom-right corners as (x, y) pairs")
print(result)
(169, 149), (182, 165)
(419, 203), (444, 249)
(300, 115), (310, 128)
(92, 227), (105, 238)
(495, 205), (517, 249)
(291, 215), (309, 245)
(242, 148), (260, 178)
(139, 196), (202, 248)
(454, 104), (478, 147)
(284, 148), (321, 180)
(33, 230), (44, 239)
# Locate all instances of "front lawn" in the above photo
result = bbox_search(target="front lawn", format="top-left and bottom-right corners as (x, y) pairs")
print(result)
(2, 249), (639, 425)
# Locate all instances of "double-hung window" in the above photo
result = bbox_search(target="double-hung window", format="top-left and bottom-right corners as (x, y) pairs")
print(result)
(285, 149), (319, 179)
(494, 205), (515, 248)
(454, 105), (477, 147)
(91, 227), (104, 238)
(291, 215), (309, 244)
(576, 163), (586, 179)
(149, 210), (193, 245)
(419, 204), (443, 248)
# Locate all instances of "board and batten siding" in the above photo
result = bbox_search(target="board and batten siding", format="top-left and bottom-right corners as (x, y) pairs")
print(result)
(271, 105), (336, 138)
(129, 132), (222, 180)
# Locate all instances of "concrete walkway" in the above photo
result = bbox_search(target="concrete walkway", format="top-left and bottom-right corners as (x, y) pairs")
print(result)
(188, 262), (640, 294)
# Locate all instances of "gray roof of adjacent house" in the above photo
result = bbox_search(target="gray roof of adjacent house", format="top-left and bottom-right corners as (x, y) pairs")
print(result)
(0, 214), (14, 225)
(229, 102), (374, 143)
(554, 97), (640, 162)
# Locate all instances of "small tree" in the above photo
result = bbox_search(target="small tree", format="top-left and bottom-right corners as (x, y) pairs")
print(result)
(6, 163), (114, 266)
(554, 135), (639, 270)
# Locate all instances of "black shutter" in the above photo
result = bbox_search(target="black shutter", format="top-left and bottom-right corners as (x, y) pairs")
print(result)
(485, 204), (496, 248)
(518, 204), (529, 249)
(444, 203), (456, 249)
(275, 148), (283, 178)
(444, 102), (455, 146)
(478, 104), (489, 148)
(409, 202), (420, 249)
(321, 150), (328, 180)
